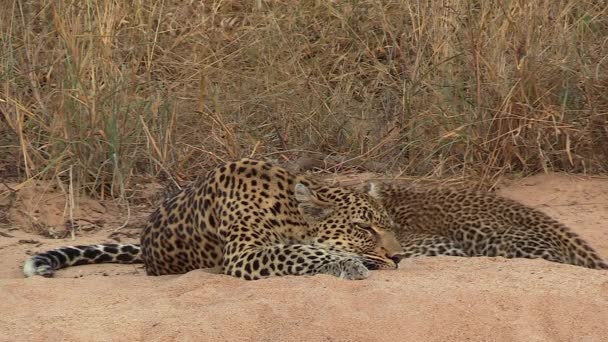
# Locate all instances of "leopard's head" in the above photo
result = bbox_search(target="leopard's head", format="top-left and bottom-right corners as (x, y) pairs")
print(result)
(295, 182), (404, 270)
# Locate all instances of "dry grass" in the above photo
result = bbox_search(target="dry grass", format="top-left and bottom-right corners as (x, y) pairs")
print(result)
(1, 0), (607, 198)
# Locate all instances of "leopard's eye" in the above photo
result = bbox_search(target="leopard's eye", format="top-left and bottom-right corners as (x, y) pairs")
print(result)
(354, 222), (376, 234)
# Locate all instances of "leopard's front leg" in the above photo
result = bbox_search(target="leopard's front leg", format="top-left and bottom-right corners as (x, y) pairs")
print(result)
(222, 243), (369, 280)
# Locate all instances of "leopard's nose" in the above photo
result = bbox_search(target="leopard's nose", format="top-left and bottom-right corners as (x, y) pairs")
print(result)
(389, 254), (404, 265)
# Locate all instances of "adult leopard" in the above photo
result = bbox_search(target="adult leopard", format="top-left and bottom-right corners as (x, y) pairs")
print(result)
(23, 159), (404, 280)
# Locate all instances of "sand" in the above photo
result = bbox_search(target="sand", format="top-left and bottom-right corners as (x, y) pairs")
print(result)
(1, 173), (607, 341)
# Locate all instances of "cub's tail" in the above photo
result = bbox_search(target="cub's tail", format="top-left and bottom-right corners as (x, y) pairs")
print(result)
(23, 244), (142, 277)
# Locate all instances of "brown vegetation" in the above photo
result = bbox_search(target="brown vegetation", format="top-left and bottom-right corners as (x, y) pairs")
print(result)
(1, 0), (607, 199)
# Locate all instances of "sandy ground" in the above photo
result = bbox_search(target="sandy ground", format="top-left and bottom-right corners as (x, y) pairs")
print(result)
(0, 173), (607, 341)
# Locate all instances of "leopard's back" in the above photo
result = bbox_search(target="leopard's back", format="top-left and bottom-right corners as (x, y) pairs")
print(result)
(376, 184), (607, 269)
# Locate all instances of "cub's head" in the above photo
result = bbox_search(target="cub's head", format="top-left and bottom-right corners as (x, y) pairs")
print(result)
(294, 182), (404, 270)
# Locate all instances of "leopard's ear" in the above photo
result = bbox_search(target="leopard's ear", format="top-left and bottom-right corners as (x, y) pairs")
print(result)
(294, 183), (334, 222)
(363, 182), (383, 200)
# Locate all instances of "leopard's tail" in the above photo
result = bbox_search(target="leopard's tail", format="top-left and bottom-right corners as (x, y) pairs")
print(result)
(23, 244), (142, 277)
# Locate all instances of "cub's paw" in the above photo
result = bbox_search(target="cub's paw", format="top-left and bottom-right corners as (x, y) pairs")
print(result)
(316, 259), (370, 280)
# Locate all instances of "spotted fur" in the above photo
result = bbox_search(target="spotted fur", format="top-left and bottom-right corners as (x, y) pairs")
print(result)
(372, 184), (607, 270)
(23, 244), (141, 277)
(24, 159), (404, 280)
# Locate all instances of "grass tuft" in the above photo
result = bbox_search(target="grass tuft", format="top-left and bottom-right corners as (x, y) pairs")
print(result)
(1, 0), (607, 198)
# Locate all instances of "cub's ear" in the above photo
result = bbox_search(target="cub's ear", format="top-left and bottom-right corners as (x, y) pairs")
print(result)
(363, 182), (383, 200)
(294, 183), (334, 221)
